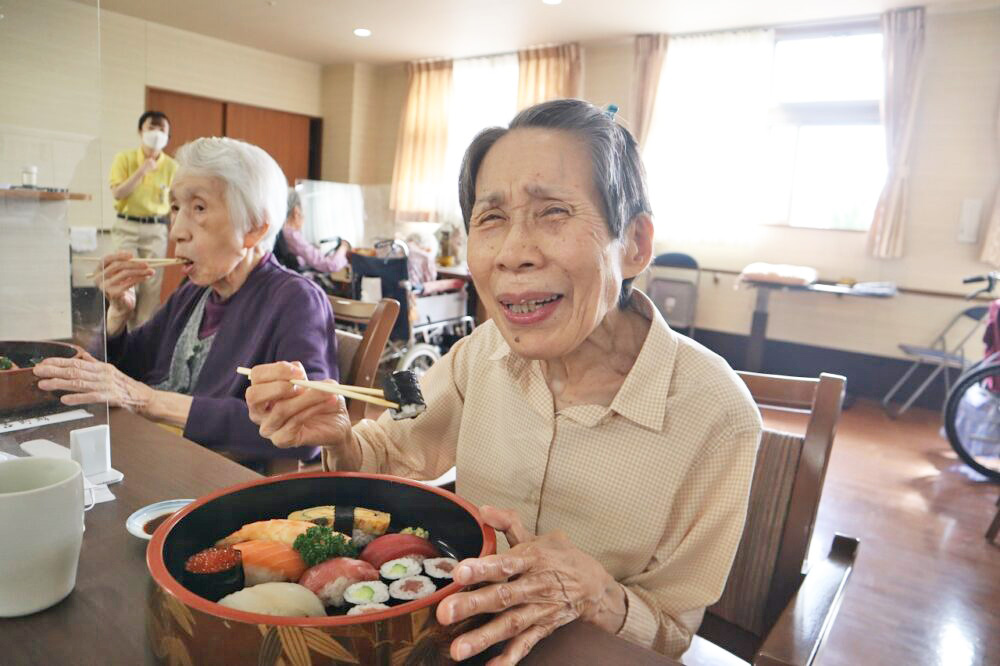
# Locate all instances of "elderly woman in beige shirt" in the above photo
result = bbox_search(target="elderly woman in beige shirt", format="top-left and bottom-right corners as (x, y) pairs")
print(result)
(245, 99), (761, 663)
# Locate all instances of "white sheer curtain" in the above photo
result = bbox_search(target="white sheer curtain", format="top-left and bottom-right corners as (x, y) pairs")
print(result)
(642, 30), (775, 243)
(867, 7), (925, 258)
(434, 53), (519, 226)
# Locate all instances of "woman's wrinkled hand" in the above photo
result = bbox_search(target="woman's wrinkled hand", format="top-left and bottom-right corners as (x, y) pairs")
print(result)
(91, 251), (155, 316)
(33, 350), (154, 411)
(436, 506), (627, 665)
(244, 362), (356, 456)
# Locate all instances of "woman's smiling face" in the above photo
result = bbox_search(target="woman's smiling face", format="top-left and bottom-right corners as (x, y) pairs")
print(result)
(467, 128), (635, 360)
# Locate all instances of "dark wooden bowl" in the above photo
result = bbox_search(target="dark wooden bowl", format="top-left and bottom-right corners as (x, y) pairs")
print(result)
(146, 472), (496, 665)
(0, 340), (83, 416)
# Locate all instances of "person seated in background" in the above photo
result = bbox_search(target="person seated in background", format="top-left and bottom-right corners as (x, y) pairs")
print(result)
(244, 99), (761, 661)
(404, 231), (438, 290)
(274, 188), (350, 274)
(34, 137), (339, 472)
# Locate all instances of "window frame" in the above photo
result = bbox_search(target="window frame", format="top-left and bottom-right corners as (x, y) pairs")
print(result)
(764, 19), (886, 232)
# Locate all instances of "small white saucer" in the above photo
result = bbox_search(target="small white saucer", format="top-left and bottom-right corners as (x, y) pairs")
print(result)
(126, 499), (193, 540)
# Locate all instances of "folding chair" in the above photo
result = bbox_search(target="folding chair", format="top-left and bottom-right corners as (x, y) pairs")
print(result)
(881, 305), (989, 416)
(646, 252), (700, 337)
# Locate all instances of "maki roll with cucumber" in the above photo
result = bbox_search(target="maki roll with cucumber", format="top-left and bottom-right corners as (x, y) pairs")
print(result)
(343, 580), (390, 605)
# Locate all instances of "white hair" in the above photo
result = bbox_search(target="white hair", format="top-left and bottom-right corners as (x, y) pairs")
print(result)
(175, 137), (287, 251)
(405, 231), (438, 256)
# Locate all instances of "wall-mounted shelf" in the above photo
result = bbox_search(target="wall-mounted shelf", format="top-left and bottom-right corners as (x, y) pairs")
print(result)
(0, 189), (91, 201)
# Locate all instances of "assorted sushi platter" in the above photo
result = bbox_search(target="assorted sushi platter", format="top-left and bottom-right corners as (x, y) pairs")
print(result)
(146, 472), (495, 665)
(183, 512), (459, 617)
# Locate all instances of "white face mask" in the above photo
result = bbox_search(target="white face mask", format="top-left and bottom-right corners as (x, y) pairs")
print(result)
(142, 129), (168, 152)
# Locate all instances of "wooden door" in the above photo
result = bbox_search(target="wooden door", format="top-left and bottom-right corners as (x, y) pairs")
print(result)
(146, 88), (225, 158)
(145, 89), (225, 303)
(225, 103), (311, 184)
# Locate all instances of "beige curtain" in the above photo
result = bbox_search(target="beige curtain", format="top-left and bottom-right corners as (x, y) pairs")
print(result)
(632, 34), (669, 148)
(390, 60), (453, 221)
(867, 7), (925, 259)
(517, 43), (582, 110)
(979, 99), (1000, 265)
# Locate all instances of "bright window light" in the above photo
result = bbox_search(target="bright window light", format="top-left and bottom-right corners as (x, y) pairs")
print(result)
(353, 28), (372, 38)
(542, 0), (563, 5)
(771, 125), (887, 230)
(774, 33), (883, 103)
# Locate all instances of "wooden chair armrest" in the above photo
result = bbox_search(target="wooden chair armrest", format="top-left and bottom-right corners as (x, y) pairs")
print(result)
(754, 534), (859, 666)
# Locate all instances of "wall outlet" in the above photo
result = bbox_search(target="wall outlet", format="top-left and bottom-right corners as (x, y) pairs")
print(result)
(957, 198), (983, 244)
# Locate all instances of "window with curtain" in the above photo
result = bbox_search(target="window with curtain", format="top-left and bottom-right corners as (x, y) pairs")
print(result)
(391, 44), (578, 226)
(435, 53), (519, 226)
(643, 24), (886, 239)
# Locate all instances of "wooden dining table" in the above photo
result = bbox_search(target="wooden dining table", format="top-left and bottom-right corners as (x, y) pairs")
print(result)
(0, 407), (678, 666)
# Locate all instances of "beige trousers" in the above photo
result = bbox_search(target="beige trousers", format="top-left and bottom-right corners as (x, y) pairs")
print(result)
(111, 218), (168, 328)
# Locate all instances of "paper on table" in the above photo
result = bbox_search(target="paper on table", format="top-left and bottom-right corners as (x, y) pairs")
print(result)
(0, 408), (92, 434)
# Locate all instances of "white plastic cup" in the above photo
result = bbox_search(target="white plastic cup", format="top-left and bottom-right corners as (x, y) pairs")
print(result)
(21, 165), (38, 187)
(0, 457), (85, 617)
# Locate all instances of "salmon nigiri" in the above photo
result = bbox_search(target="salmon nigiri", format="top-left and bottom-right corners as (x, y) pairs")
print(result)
(232, 540), (307, 585)
(216, 519), (316, 547)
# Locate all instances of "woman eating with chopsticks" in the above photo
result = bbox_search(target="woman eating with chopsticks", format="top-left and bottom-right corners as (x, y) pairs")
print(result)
(245, 100), (761, 663)
(34, 137), (339, 472)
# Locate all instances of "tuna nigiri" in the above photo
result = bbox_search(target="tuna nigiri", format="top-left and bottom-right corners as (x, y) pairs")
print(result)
(299, 557), (379, 607)
(359, 533), (441, 570)
(232, 540), (307, 585)
(216, 519), (316, 547)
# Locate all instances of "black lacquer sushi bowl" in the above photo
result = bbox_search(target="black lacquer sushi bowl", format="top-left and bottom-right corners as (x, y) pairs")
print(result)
(146, 472), (496, 665)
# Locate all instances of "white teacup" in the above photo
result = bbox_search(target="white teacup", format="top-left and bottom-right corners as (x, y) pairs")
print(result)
(0, 457), (85, 617)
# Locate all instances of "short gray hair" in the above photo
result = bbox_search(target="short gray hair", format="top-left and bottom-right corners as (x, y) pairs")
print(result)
(174, 137), (287, 251)
(458, 99), (652, 307)
(287, 188), (301, 220)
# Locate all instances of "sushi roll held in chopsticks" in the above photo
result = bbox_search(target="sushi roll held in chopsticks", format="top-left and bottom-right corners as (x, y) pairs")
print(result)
(383, 371), (426, 420)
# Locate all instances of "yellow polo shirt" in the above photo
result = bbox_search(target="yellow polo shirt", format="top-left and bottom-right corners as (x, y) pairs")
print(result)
(108, 147), (178, 217)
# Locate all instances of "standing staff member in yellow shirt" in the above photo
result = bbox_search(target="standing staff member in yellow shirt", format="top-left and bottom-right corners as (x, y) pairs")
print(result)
(108, 111), (178, 327)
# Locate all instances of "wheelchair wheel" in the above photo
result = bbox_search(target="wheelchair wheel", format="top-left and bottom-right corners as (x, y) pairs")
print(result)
(943, 363), (1000, 482)
(397, 343), (440, 379)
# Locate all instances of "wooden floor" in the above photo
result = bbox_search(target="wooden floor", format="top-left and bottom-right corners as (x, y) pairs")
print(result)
(764, 400), (1000, 666)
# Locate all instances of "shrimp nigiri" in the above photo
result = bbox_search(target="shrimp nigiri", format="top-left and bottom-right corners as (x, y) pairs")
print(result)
(216, 519), (316, 548)
(232, 540), (307, 585)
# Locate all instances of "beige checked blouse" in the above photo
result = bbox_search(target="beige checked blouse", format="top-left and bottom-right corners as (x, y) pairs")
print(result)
(345, 292), (761, 658)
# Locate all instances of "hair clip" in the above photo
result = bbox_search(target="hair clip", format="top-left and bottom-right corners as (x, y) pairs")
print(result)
(604, 104), (619, 120)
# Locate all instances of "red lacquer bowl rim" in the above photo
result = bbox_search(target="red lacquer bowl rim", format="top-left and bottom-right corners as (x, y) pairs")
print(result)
(146, 471), (497, 627)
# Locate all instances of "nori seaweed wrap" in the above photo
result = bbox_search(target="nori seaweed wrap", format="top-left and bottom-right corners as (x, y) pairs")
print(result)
(383, 370), (426, 420)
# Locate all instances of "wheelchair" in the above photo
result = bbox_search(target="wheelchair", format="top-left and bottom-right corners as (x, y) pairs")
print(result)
(341, 243), (474, 378)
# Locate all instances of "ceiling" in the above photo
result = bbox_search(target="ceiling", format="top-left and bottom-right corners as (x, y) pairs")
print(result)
(81, 0), (999, 65)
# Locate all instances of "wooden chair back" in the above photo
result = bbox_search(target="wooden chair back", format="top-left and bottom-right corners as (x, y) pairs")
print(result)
(329, 296), (400, 423)
(698, 371), (846, 661)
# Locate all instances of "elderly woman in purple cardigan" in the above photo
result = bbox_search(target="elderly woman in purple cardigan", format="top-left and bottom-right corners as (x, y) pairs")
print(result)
(34, 137), (338, 469)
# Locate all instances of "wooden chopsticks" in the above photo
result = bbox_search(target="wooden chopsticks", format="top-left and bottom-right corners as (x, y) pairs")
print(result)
(236, 367), (398, 409)
(82, 257), (187, 279)
(78, 257), (187, 265)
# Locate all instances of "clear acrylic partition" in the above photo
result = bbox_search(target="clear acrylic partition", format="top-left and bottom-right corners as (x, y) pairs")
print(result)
(0, 1), (109, 434)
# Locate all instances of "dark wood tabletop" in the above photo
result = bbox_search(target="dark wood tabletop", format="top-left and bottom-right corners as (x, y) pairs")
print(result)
(0, 408), (678, 666)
